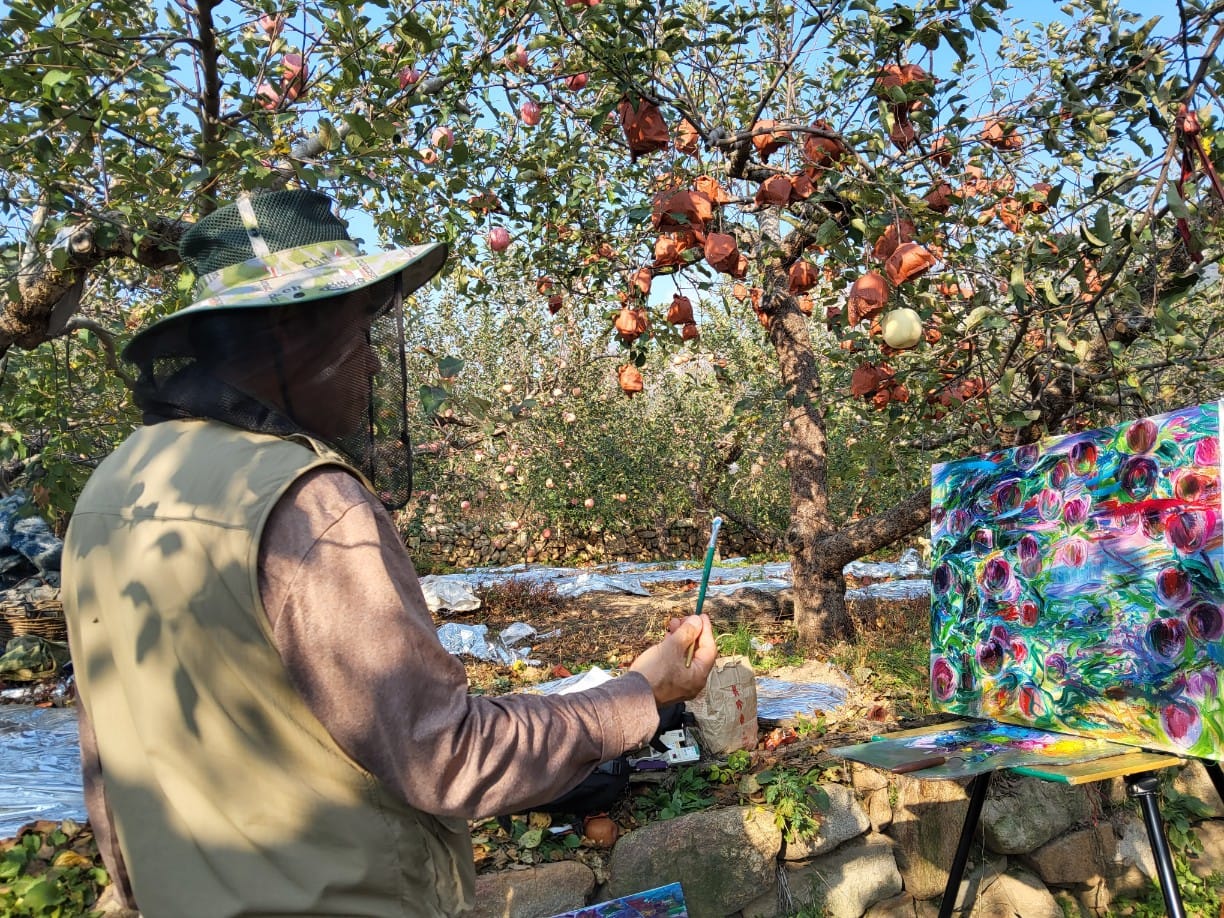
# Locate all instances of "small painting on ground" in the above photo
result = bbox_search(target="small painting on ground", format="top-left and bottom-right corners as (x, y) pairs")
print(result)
(548, 881), (688, 917)
(929, 400), (1224, 760)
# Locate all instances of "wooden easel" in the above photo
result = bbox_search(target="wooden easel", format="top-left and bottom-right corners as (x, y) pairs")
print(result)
(884, 720), (1222, 917)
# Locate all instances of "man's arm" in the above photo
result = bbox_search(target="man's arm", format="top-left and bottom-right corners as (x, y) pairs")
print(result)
(258, 467), (670, 820)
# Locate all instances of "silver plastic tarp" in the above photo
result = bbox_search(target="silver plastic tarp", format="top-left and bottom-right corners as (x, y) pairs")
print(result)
(754, 678), (849, 723)
(0, 705), (84, 838)
(419, 549), (928, 611)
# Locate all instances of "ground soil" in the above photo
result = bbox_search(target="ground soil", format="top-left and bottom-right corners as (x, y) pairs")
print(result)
(446, 578), (942, 797)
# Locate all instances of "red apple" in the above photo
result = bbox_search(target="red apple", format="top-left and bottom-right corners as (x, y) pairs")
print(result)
(420, 148), (438, 165)
(256, 81), (281, 110)
(519, 100), (542, 125)
(398, 66), (420, 89)
(564, 72), (589, 91)
(431, 125), (454, 149)
(258, 13), (284, 37)
(280, 53), (307, 102)
(488, 227), (512, 251)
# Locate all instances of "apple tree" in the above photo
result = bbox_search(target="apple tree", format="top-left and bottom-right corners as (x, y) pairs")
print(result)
(3, 0), (1224, 643)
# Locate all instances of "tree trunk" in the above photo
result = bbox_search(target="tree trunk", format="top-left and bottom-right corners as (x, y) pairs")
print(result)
(766, 269), (933, 645)
(763, 269), (852, 643)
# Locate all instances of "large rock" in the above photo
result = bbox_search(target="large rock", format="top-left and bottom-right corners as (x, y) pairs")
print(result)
(978, 870), (1061, 918)
(469, 861), (596, 918)
(851, 762), (891, 793)
(963, 863), (1062, 918)
(1022, 823), (1116, 889)
(1173, 761), (1224, 819)
(886, 775), (971, 899)
(863, 892), (916, 917)
(784, 783), (870, 860)
(864, 787), (894, 832)
(743, 834), (903, 918)
(606, 806), (780, 918)
(980, 774), (1091, 854)
(1188, 819), (1224, 879)
(1112, 813), (1157, 881)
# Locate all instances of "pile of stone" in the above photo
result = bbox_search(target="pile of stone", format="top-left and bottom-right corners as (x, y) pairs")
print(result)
(0, 491), (62, 590)
(0, 492), (69, 690)
(467, 761), (1224, 918)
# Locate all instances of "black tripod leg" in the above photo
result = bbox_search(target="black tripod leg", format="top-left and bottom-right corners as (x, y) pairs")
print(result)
(938, 771), (992, 918)
(1126, 771), (1187, 918)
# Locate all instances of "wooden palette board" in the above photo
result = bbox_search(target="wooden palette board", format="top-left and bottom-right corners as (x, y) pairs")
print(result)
(867, 720), (1183, 785)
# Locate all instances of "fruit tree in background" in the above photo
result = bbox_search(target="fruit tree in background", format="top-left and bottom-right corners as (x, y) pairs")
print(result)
(3, 0), (1224, 642)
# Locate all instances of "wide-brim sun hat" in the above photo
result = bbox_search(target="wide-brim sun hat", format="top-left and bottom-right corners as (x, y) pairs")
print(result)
(124, 188), (448, 362)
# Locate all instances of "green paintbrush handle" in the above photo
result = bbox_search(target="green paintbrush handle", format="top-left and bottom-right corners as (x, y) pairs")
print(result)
(685, 516), (722, 667)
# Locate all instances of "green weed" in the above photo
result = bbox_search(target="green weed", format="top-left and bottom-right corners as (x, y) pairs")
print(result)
(631, 766), (714, 822)
(0, 820), (108, 918)
(1105, 862), (1222, 918)
(707, 749), (753, 784)
(757, 767), (829, 844)
(714, 623), (805, 672)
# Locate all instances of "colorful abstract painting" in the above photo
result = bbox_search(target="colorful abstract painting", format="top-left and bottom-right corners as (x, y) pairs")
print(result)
(930, 401), (1224, 760)
(832, 721), (1135, 780)
(548, 882), (688, 918)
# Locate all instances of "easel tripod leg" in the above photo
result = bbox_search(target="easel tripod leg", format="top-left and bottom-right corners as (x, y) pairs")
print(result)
(937, 771), (992, 918)
(1126, 771), (1186, 918)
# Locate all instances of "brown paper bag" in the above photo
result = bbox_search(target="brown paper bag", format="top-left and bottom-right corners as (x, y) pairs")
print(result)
(687, 655), (758, 755)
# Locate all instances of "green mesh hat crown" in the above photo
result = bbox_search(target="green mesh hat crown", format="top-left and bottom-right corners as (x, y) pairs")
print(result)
(125, 188), (447, 357)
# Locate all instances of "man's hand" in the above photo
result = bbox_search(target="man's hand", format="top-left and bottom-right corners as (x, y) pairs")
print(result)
(629, 614), (717, 707)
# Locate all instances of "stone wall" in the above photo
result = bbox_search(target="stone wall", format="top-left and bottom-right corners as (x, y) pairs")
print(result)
(468, 759), (1224, 918)
(404, 517), (777, 571)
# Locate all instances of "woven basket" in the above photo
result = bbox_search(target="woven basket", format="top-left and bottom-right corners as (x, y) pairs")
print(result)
(0, 594), (67, 646)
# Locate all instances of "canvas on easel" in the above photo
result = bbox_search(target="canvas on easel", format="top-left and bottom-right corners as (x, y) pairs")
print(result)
(929, 401), (1224, 761)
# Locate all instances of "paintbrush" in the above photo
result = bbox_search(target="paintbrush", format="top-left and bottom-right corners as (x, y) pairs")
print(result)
(889, 755), (949, 774)
(684, 516), (722, 668)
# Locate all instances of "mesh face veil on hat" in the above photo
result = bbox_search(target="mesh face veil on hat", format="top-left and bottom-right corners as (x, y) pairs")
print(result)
(124, 188), (449, 510)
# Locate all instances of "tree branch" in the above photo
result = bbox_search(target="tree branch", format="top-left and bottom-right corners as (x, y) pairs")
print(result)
(1, 215), (187, 355)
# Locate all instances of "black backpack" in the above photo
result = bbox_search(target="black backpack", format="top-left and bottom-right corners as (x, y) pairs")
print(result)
(508, 703), (690, 820)
(540, 755), (633, 818)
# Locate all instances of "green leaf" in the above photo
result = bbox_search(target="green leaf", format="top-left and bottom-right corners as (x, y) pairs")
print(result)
(437, 356), (464, 378)
(1092, 206), (1113, 246)
(519, 827), (544, 849)
(317, 118), (340, 151)
(1004, 410), (1030, 429)
(964, 305), (994, 331)
(15, 875), (63, 909)
(41, 70), (72, 91)
(418, 385), (448, 415)
(396, 13), (435, 50)
(1166, 185), (1191, 219)
(999, 368), (1015, 399)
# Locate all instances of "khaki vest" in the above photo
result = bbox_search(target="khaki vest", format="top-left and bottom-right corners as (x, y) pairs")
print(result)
(63, 420), (474, 917)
